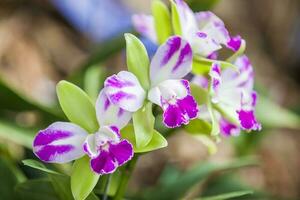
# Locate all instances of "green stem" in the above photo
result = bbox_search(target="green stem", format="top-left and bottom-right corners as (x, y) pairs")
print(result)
(113, 155), (139, 200)
(103, 174), (112, 200)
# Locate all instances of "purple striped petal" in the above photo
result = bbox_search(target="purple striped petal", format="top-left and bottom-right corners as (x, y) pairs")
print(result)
(219, 118), (240, 137)
(109, 140), (133, 166)
(148, 79), (198, 128)
(227, 35), (243, 52)
(209, 63), (222, 103)
(132, 14), (157, 43)
(237, 109), (261, 131)
(33, 122), (88, 163)
(191, 31), (222, 57)
(104, 71), (146, 112)
(96, 89), (132, 129)
(150, 36), (192, 86)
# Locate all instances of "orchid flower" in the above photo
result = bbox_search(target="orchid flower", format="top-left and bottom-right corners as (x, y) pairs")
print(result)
(193, 55), (261, 136)
(104, 36), (198, 128)
(132, 0), (243, 58)
(33, 89), (133, 175)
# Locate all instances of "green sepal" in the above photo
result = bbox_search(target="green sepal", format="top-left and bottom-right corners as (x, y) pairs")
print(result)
(171, 0), (182, 35)
(152, 0), (172, 44)
(192, 58), (238, 75)
(56, 81), (99, 133)
(132, 102), (155, 148)
(121, 124), (167, 153)
(124, 33), (150, 90)
(190, 83), (208, 105)
(71, 156), (100, 200)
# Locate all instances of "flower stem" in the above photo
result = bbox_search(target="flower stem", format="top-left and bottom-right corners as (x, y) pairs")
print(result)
(113, 155), (139, 200)
(103, 174), (112, 200)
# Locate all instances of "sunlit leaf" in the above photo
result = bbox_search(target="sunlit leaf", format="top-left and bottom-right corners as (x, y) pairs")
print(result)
(56, 81), (99, 133)
(198, 190), (253, 200)
(22, 159), (61, 175)
(132, 102), (155, 148)
(152, 0), (172, 44)
(71, 156), (100, 200)
(84, 65), (106, 101)
(207, 100), (220, 137)
(185, 119), (211, 135)
(192, 58), (238, 75)
(125, 33), (150, 90)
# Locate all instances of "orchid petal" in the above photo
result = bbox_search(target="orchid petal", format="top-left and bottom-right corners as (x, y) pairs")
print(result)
(150, 36), (192, 86)
(237, 109), (261, 131)
(90, 150), (117, 175)
(148, 79), (198, 128)
(191, 31), (222, 57)
(104, 71), (146, 112)
(219, 117), (240, 137)
(33, 122), (88, 163)
(227, 35), (243, 52)
(132, 14), (157, 43)
(96, 89), (132, 129)
(109, 140), (134, 166)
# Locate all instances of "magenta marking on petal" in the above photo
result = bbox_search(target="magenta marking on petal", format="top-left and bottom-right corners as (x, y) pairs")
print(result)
(109, 126), (121, 138)
(33, 129), (72, 146)
(83, 143), (91, 157)
(117, 108), (124, 117)
(227, 35), (242, 52)
(90, 151), (117, 175)
(237, 109), (261, 131)
(105, 75), (135, 88)
(196, 32), (207, 38)
(220, 118), (240, 137)
(251, 91), (257, 107)
(109, 91), (135, 104)
(161, 36), (181, 66)
(35, 145), (74, 162)
(207, 52), (218, 60)
(181, 79), (191, 94)
(109, 140), (133, 166)
(211, 63), (221, 75)
(163, 95), (198, 128)
(173, 43), (192, 72)
(104, 98), (111, 111)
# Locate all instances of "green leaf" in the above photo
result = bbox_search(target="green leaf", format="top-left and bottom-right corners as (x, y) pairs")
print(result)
(84, 65), (106, 101)
(144, 157), (257, 200)
(16, 179), (59, 200)
(256, 96), (300, 129)
(49, 175), (73, 200)
(125, 33), (150, 90)
(0, 119), (35, 149)
(188, 0), (220, 11)
(0, 158), (24, 200)
(152, 0), (172, 44)
(22, 159), (62, 175)
(132, 102), (155, 148)
(56, 81), (99, 133)
(71, 156), (100, 200)
(207, 99), (220, 137)
(198, 190), (253, 200)
(192, 58), (238, 75)
(184, 119), (211, 135)
(190, 84), (208, 105)
(122, 124), (168, 153)
(171, 0), (182, 35)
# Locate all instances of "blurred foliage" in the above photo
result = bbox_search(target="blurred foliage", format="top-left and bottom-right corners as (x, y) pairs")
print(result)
(188, 0), (220, 11)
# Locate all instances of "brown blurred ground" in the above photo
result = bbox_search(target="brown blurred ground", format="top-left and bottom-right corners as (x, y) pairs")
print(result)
(0, 0), (300, 199)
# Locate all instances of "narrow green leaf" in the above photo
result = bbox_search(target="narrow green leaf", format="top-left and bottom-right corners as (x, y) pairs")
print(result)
(22, 159), (62, 175)
(0, 119), (34, 149)
(199, 190), (253, 200)
(190, 84), (208, 105)
(125, 33), (150, 90)
(71, 156), (100, 200)
(84, 65), (106, 101)
(49, 175), (73, 200)
(152, 0), (172, 44)
(121, 125), (168, 153)
(15, 179), (58, 200)
(132, 102), (155, 148)
(207, 99), (220, 137)
(171, 0), (182, 35)
(56, 81), (99, 133)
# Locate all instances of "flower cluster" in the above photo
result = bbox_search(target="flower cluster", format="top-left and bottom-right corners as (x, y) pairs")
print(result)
(32, 0), (261, 176)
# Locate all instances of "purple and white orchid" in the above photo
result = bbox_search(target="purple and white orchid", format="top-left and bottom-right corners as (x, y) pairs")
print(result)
(132, 0), (243, 58)
(194, 55), (261, 136)
(33, 90), (134, 175)
(104, 36), (198, 128)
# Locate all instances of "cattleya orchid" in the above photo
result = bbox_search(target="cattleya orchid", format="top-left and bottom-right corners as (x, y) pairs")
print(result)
(33, 89), (133, 174)
(193, 55), (261, 136)
(132, 0), (243, 58)
(104, 36), (198, 128)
